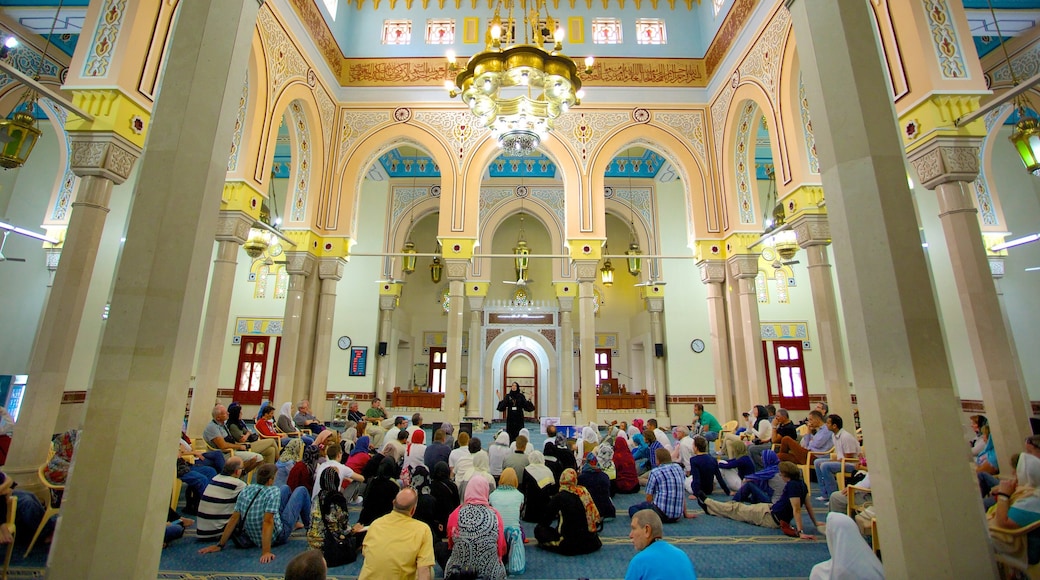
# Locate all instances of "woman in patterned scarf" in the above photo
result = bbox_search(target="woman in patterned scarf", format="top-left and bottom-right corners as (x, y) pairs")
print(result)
(287, 443), (320, 495)
(44, 430), (78, 485)
(535, 468), (602, 555)
(445, 475), (507, 580)
(275, 438), (304, 488)
(307, 466), (356, 550)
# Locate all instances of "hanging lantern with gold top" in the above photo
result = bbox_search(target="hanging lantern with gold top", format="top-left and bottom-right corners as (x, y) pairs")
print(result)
(430, 256), (443, 283)
(0, 103), (41, 170)
(401, 239), (417, 274)
(513, 213), (530, 282)
(626, 238), (641, 277)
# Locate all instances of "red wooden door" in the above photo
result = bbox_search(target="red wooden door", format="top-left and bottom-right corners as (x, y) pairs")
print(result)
(234, 336), (270, 405)
(772, 340), (810, 410)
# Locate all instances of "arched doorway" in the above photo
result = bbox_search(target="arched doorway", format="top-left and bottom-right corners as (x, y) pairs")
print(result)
(485, 331), (556, 419)
(503, 349), (537, 421)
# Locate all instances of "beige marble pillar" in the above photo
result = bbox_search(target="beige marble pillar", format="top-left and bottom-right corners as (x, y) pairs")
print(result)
(294, 268), (321, 402)
(646, 296), (669, 424)
(728, 254), (768, 409)
(698, 260), (735, 421)
(909, 139), (1031, 471)
(723, 266), (751, 416)
(575, 260), (598, 424)
(6, 132), (139, 487)
(187, 212), (253, 438)
(275, 252), (315, 406)
(787, 0), (997, 576)
(558, 296), (576, 425)
(46, 1), (260, 576)
(375, 294), (397, 403)
(466, 296), (484, 418)
(443, 260), (468, 426)
(989, 257), (1030, 414)
(791, 215), (854, 423)
(309, 258), (344, 419)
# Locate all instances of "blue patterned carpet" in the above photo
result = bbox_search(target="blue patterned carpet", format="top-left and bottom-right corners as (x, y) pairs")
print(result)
(6, 426), (834, 579)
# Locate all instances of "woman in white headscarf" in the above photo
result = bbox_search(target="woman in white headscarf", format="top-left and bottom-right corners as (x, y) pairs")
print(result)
(489, 431), (511, 477)
(520, 451), (558, 523)
(579, 424), (601, 458)
(459, 449), (497, 500)
(277, 402), (297, 434)
(809, 512), (884, 580)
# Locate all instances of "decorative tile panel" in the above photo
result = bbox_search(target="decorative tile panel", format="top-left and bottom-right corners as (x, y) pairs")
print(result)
(653, 111), (707, 170)
(82, 0), (126, 78)
(760, 322), (808, 340)
(287, 101), (311, 223)
(798, 74), (819, 175)
(38, 98), (75, 223)
(554, 111), (630, 170)
(924, 0), (968, 79)
(733, 100), (758, 224)
(339, 110), (391, 161)
(227, 72), (248, 173)
(413, 110), (489, 167)
(235, 317), (284, 335)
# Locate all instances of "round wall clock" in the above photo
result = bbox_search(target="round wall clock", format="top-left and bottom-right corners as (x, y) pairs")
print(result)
(691, 339), (705, 353)
(337, 336), (352, 350)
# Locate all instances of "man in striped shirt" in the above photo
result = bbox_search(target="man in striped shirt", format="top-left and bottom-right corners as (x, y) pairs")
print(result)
(196, 456), (245, 541)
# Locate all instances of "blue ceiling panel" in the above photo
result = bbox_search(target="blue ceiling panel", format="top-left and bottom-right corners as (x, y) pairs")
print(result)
(604, 150), (664, 178)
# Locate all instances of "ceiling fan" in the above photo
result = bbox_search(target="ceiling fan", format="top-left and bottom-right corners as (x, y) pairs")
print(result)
(0, 231), (26, 263)
(503, 277), (534, 287)
(634, 276), (666, 288)
(771, 256), (800, 269)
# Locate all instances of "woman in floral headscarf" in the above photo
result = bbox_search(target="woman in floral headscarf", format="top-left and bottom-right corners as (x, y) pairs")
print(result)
(275, 438), (304, 488)
(44, 430), (79, 485)
(535, 468), (602, 555)
(287, 443), (320, 495)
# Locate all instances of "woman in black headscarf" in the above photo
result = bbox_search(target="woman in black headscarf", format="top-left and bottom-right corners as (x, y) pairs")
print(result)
(307, 467), (354, 550)
(497, 382), (534, 442)
(430, 461), (460, 533)
(358, 455), (401, 526)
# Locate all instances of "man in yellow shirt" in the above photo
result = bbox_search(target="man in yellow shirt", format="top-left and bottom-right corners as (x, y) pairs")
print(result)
(359, 487), (435, 580)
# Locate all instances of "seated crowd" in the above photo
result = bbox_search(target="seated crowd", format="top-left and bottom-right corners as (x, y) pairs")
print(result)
(3, 397), (905, 580)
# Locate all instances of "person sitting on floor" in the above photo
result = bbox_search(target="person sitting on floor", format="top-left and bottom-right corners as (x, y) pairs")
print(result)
(490, 467), (526, 572)
(809, 512), (884, 580)
(285, 549), (328, 580)
(430, 461), (460, 536)
(198, 463), (313, 564)
(163, 507), (194, 548)
(459, 449), (497, 500)
(294, 400), (327, 435)
(275, 439), (304, 488)
(631, 433), (652, 475)
(535, 468), (603, 556)
(445, 475), (508, 580)
(647, 419), (673, 452)
(578, 452), (615, 520)
(359, 487), (435, 580)
(687, 435), (731, 498)
(729, 449), (782, 504)
(629, 448), (695, 523)
(196, 457), (246, 542)
(358, 455), (401, 526)
(287, 444), (320, 496)
(613, 436), (641, 494)
(626, 508), (698, 580)
(402, 430), (428, 485)
(489, 431), (512, 479)
(448, 431), (473, 483)
(345, 435), (372, 475)
(312, 442), (364, 504)
(750, 409), (798, 470)
(700, 460), (818, 539)
(520, 451), (559, 523)
(307, 466), (362, 553)
(502, 435), (532, 476)
(424, 429), (451, 470)
(672, 427), (695, 475)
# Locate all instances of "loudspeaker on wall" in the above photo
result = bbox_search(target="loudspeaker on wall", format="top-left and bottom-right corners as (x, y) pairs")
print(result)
(654, 343), (664, 358)
(378, 341), (388, 356)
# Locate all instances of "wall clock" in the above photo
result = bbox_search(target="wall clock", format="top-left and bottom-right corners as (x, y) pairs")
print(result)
(690, 339), (705, 353)
(337, 336), (352, 350)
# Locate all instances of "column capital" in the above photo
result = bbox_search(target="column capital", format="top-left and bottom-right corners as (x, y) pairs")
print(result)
(379, 294), (398, 310)
(45, 247), (61, 272)
(790, 213), (832, 248)
(907, 136), (982, 189)
(697, 259), (727, 284)
(68, 131), (142, 184)
(221, 180), (264, 220)
(318, 257), (345, 281)
(557, 296), (575, 312)
(989, 256), (1006, 279)
(284, 252), (317, 276)
(214, 210), (254, 245)
(726, 254), (759, 279)
(573, 259), (599, 282)
(444, 259), (469, 281)
(465, 282), (489, 297)
(645, 296), (664, 312)
(466, 295), (485, 311)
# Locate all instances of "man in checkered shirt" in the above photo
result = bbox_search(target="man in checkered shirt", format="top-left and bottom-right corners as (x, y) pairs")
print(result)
(627, 448), (694, 523)
(198, 463), (312, 564)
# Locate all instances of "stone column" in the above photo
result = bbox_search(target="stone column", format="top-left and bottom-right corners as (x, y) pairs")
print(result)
(309, 258), (344, 419)
(645, 295), (669, 424)
(575, 260), (598, 424)
(5, 132), (139, 487)
(791, 214), (854, 423)
(724, 265), (751, 416)
(443, 260), (468, 426)
(698, 259), (735, 421)
(275, 251), (316, 407)
(787, 0), (997, 576)
(558, 295), (576, 425)
(989, 257), (1030, 413)
(728, 253), (768, 409)
(909, 138), (1031, 470)
(294, 268), (321, 402)
(187, 211), (253, 438)
(375, 292), (398, 403)
(466, 296), (484, 419)
(45, 1), (260, 576)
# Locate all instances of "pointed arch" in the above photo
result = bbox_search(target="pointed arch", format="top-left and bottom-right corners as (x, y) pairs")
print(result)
(720, 83), (785, 232)
(257, 87), (327, 228)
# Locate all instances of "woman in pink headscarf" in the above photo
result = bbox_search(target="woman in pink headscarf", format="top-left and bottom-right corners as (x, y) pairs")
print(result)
(445, 476), (507, 580)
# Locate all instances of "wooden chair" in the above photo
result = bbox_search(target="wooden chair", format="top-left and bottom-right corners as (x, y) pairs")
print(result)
(799, 447), (834, 493)
(837, 447), (865, 490)
(991, 520), (1040, 579)
(203, 440), (253, 484)
(2, 495), (15, 579)
(25, 464), (62, 557)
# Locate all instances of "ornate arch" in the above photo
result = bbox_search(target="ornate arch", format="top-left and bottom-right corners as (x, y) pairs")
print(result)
(227, 35), (267, 185)
(776, 29), (820, 191)
(257, 86), (327, 228)
(720, 83), (784, 231)
(483, 329), (557, 419)
(330, 120), (457, 240)
(475, 193), (567, 280)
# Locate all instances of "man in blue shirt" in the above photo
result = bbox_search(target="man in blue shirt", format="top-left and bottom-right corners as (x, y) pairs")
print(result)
(628, 448), (693, 522)
(198, 464), (312, 564)
(625, 509), (697, 580)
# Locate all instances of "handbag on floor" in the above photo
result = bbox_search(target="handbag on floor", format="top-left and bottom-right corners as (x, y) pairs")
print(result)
(229, 491), (261, 548)
(504, 526), (526, 574)
(323, 531), (358, 567)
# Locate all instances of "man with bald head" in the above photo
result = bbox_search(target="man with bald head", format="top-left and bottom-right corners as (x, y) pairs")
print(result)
(359, 487), (435, 580)
(626, 509), (698, 579)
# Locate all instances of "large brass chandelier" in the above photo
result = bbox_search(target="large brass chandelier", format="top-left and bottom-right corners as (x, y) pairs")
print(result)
(445, 0), (592, 156)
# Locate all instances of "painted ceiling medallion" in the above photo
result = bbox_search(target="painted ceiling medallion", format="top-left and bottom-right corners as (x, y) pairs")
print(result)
(452, 243), (462, 253)
(632, 108), (650, 123)
(130, 115), (145, 135)
(394, 108), (412, 122)
(582, 244), (592, 254)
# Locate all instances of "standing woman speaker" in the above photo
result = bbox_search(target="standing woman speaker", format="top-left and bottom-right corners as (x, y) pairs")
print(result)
(498, 382), (535, 442)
